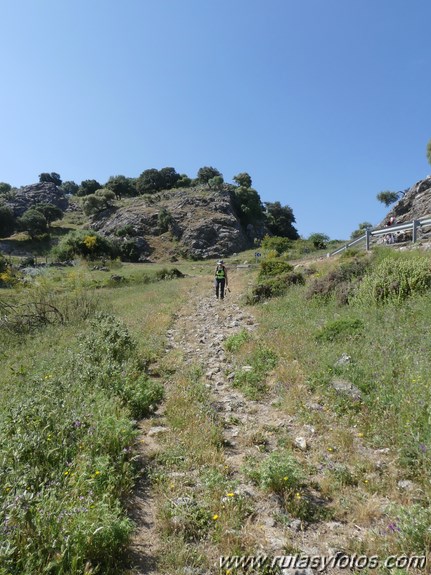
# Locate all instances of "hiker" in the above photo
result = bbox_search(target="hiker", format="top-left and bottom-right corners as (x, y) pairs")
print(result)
(214, 260), (228, 299)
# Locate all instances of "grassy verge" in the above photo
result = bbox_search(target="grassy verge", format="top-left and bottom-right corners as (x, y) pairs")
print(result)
(241, 248), (431, 557)
(0, 266), (193, 574)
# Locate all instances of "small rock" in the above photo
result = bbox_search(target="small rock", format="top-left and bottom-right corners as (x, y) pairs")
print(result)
(335, 353), (352, 366)
(241, 365), (253, 372)
(397, 479), (415, 491)
(307, 401), (323, 411)
(147, 426), (168, 436)
(294, 436), (308, 451)
(331, 378), (362, 401)
(289, 519), (302, 532)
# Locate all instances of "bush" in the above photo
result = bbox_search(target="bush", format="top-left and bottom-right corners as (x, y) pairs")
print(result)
(316, 317), (364, 342)
(52, 230), (117, 261)
(245, 451), (304, 494)
(233, 346), (277, 399)
(353, 255), (431, 305)
(306, 256), (371, 303)
(78, 313), (164, 417)
(249, 271), (304, 303)
(259, 260), (293, 279)
(261, 235), (292, 255)
(154, 267), (184, 281)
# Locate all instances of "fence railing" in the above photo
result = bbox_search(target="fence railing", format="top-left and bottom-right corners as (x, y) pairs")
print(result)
(328, 216), (431, 257)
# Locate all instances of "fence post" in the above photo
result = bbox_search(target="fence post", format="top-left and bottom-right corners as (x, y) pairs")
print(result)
(412, 220), (419, 243)
(365, 228), (371, 251)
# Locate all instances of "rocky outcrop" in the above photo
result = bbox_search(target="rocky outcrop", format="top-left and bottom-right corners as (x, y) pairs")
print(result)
(7, 182), (69, 217)
(90, 186), (262, 259)
(380, 175), (431, 226)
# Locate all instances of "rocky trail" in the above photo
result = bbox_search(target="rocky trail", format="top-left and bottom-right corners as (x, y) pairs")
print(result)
(125, 270), (395, 574)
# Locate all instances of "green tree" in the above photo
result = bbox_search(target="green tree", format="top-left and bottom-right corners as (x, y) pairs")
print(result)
(233, 186), (265, 226)
(208, 175), (224, 190)
(77, 179), (102, 196)
(261, 235), (291, 255)
(33, 203), (64, 225)
(233, 172), (252, 188)
(376, 190), (404, 206)
(197, 166), (222, 185)
(159, 167), (181, 189)
(0, 182), (12, 195)
(105, 175), (136, 199)
(0, 205), (16, 237)
(175, 175), (192, 188)
(308, 233), (329, 250)
(350, 221), (372, 239)
(95, 188), (116, 208)
(39, 172), (62, 186)
(60, 180), (79, 195)
(136, 169), (163, 194)
(264, 201), (299, 239)
(82, 195), (105, 216)
(18, 208), (48, 238)
(427, 139), (431, 165)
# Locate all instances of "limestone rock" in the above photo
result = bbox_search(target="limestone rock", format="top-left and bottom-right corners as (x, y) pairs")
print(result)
(7, 182), (69, 217)
(331, 378), (362, 401)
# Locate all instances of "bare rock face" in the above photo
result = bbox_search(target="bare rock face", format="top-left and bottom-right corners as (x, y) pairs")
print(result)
(7, 182), (69, 217)
(381, 176), (431, 226)
(90, 186), (259, 260)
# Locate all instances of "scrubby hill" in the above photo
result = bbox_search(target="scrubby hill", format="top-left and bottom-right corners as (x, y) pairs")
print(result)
(89, 185), (264, 261)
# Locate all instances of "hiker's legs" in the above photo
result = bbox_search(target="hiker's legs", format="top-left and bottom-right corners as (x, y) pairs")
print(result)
(220, 278), (225, 299)
(215, 279), (220, 298)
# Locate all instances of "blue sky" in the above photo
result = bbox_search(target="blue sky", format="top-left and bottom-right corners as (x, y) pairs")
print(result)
(1, 0), (430, 239)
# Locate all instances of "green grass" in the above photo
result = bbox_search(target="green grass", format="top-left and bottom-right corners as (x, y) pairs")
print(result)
(249, 248), (431, 553)
(0, 264), (194, 574)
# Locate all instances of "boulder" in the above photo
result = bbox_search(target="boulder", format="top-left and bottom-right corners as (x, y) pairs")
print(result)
(7, 182), (68, 217)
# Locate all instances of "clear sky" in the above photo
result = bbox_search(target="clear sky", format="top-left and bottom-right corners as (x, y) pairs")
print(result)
(1, 0), (430, 239)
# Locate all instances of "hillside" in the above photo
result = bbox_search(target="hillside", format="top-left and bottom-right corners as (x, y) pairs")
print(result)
(89, 185), (263, 261)
(1, 183), (270, 261)
(380, 174), (431, 227)
(2, 248), (431, 574)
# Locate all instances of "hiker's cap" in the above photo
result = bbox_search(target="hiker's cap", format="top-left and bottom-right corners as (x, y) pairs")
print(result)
(218, 260), (224, 264)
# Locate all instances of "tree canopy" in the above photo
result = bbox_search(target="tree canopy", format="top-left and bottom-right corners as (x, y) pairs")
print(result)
(0, 205), (16, 238)
(351, 221), (372, 239)
(105, 175), (136, 199)
(264, 201), (299, 239)
(39, 172), (62, 186)
(77, 179), (103, 197)
(33, 203), (64, 225)
(18, 209), (48, 238)
(233, 172), (252, 188)
(376, 190), (404, 207)
(308, 233), (329, 249)
(427, 138), (431, 165)
(197, 166), (222, 185)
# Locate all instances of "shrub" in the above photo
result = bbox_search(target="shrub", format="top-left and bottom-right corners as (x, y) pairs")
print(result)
(316, 317), (364, 342)
(386, 504), (431, 553)
(259, 260), (293, 279)
(245, 451), (304, 494)
(249, 271), (304, 303)
(115, 224), (135, 237)
(233, 346), (277, 399)
(261, 235), (292, 255)
(52, 230), (117, 261)
(353, 255), (431, 305)
(225, 329), (250, 352)
(306, 257), (371, 302)
(154, 267), (184, 281)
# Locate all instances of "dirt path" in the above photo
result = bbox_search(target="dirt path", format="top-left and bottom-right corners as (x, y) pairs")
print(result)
(126, 268), (380, 574)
